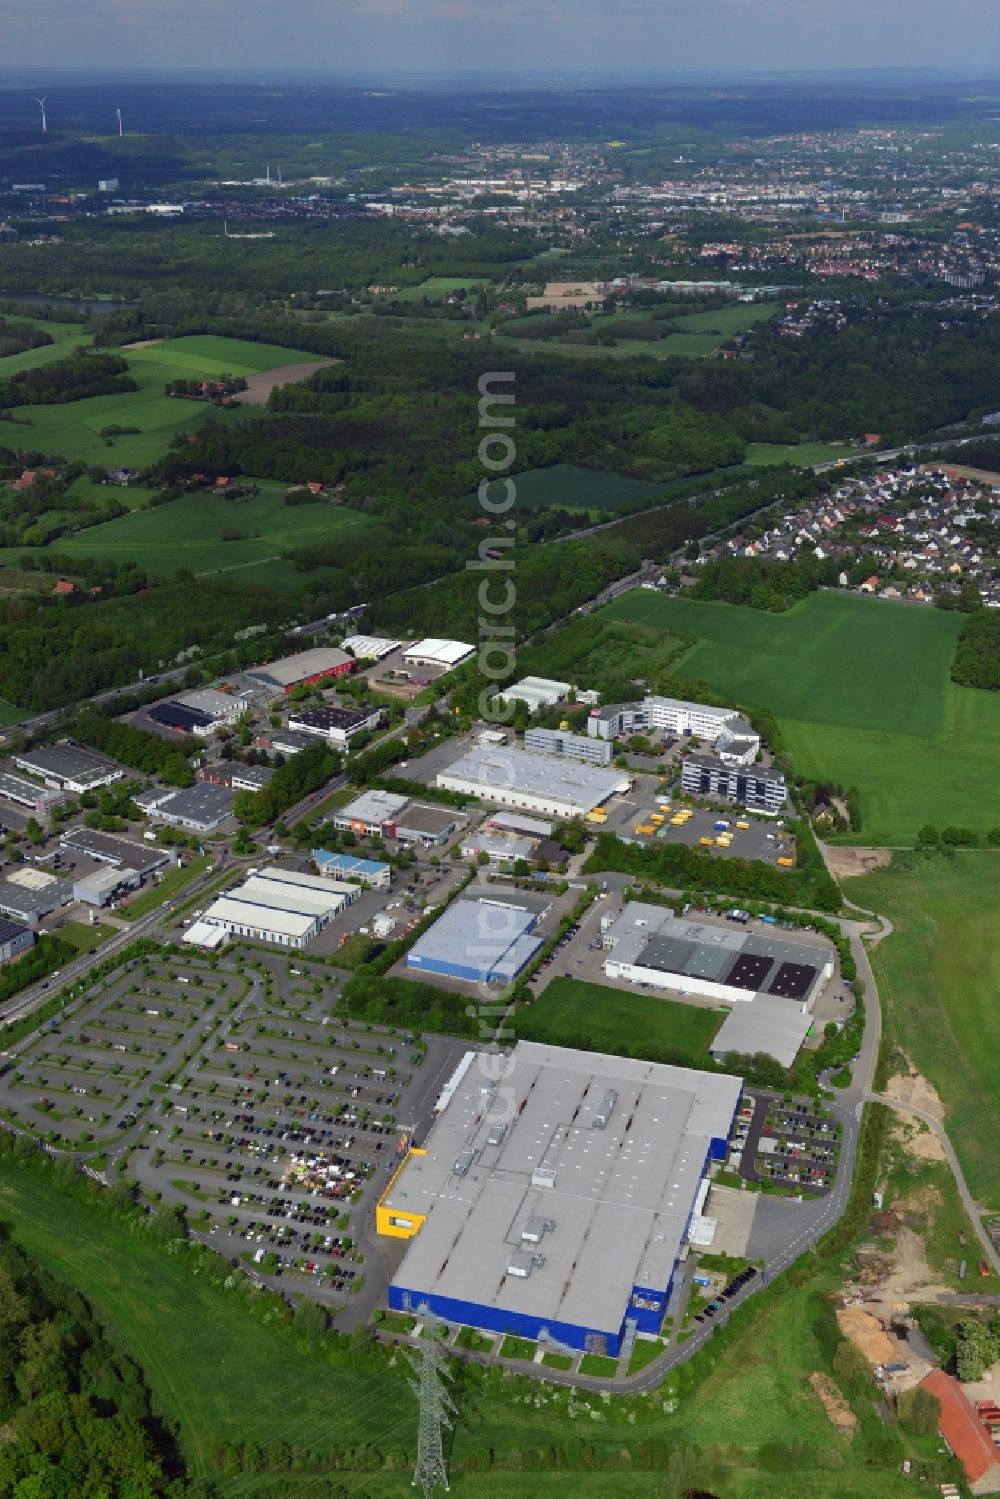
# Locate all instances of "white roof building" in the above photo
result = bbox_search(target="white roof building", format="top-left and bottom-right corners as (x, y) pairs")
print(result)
(437, 745), (630, 819)
(402, 638), (475, 671)
(199, 866), (359, 949)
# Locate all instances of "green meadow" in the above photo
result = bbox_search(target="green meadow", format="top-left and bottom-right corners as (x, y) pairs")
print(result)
(51, 479), (372, 578)
(0, 328), (320, 469)
(600, 589), (1000, 841)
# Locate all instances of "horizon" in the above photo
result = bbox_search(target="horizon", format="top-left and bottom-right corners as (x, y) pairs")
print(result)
(5, 0), (1000, 76)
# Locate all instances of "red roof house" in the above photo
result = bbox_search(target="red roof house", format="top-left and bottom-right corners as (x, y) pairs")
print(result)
(919, 1370), (1000, 1494)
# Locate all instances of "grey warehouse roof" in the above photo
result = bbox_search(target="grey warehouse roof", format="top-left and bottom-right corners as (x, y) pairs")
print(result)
(388, 1041), (742, 1338)
(710, 995), (812, 1069)
(12, 743), (121, 787)
(439, 745), (628, 811)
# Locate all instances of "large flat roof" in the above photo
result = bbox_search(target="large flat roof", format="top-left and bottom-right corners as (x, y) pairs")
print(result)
(336, 789), (411, 824)
(248, 648), (353, 688)
(389, 1041), (741, 1336)
(710, 995), (812, 1068)
(407, 893), (547, 982)
(606, 905), (831, 1002)
(439, 746), (629, 813)
(145, 783), (234, 827)
(403, 638), (474, 666)
(11, 743), (121, 787)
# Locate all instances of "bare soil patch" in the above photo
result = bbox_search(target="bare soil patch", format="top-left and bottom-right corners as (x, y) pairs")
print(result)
(122, 338), (165, 349)
(894, 1115), (946, 1163)
(823, 845), (893, 879)
(836, 1305), (895, 1364)
(233, 360), (340, 405)
(886, 1061), (945, 1122)
(808, 1371), (857, 1434)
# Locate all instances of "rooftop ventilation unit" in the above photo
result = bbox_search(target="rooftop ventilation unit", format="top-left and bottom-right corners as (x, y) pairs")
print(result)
(486, 1121), (509, 1147)
(452, 1149), (475, 1177)
(531, 1166), (557, 1190)
(593, 1089), (619, 1130)
(521, 1216), (556, 1244)
(507, 1250), (545, 1279)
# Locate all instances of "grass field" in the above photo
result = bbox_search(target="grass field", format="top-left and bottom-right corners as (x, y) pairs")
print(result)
(497, 301), (781, 362)
(746, 441), (864, 468)
(122, 855), (212, 919)
(859, 851), (1000, 1206)
(0, 1162), (413, 1489)
(463, 463), (662, 514)
(0, 1150), (925, 1498)
(384, 276), (489, 303)
(49, 481), (372, 578)
(516, 977), (722, 1063)
(600, 590), (1000, 841)
(520, 612), (693, 693)
(0, 332), (323, 470)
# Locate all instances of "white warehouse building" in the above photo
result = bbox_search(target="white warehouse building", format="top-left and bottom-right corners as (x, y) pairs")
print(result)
(194, 867), (359, 949)
(437, 745), (630, 819)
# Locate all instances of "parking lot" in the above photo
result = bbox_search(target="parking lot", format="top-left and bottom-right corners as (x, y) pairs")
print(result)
(599, 792), (792, 866)
(0, 946), (447, 1306)
(734, 1091), (841, 1195)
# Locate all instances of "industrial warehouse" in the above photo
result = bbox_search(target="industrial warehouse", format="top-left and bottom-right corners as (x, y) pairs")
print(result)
(437, 745), (630, 819)
(383, 1041), (743, 1354)
(147, 687), (245, 737)
(247, 647), (356, 692)
(333, 789), (462, 846)
(602, 904), (833, 1009)
(286, 704), (383, 746)
(406, 892), (549, 985)
(186, 867), (359, 949)
(10, 743), (124, 793)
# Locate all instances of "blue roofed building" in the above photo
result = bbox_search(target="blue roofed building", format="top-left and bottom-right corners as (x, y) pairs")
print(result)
(312, 850), (391, 889)
(406, 891), (550, 985)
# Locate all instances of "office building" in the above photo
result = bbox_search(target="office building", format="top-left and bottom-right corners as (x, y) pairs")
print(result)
(312, 851), (391, 889)
(681, 755), (787, 812)
(523, 726), (613, 766)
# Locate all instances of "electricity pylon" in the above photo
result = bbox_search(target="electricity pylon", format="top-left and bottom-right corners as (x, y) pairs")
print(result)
(405, 1306), (458, 1496)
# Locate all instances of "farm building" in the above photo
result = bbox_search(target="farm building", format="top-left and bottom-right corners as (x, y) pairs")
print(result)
(312, 851), (391, 889)
(919, 1369), (1000, 1494)
(195, 867), (359, 950)
(602, 904), (833, 1012)
(437, 745), (629, 819)
(681, 754), (787, 812)
(11, 743), (123, 794)
(248, 648), (356, 692)
(406, 891), (549, 984)
(383, 1040), (742, 1355)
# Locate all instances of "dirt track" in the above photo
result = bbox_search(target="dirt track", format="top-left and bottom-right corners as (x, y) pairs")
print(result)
(233, 360), (340, 405)
(823, 846), (893, 879)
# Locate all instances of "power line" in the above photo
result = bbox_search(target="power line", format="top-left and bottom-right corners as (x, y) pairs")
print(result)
(404, 1303), (458, 1497)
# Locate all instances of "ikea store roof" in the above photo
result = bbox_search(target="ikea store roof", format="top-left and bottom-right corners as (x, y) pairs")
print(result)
(388, 1041), (741, 1337)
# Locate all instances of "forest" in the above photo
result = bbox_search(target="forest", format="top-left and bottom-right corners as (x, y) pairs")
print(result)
(0, 351), (135, 408)
(0, 1227), (184, 1498)
(951, 610), (1000, 690)
(0, 317), (53, 360)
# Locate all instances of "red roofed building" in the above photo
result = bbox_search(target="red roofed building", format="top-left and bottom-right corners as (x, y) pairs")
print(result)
(920, 1369), (1000, 1494)
(53, 578), (78, 597)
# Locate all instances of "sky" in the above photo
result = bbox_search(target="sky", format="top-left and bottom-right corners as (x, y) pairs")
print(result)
(3, 0), (1000, 74)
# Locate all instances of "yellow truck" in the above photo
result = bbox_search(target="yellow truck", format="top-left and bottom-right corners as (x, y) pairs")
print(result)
(635, 823), (656, 836)
(669, 815), (687, 826)
(716, 836), (732, 848)
(649, 813), (665, 826)
(736, 820), (750, 831)
(777, 855), (795, 868)
(587, 808), (607, 824)
(699, 836), (715, 847)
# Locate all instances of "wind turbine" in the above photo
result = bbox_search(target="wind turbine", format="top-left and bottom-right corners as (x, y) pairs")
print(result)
(116, 105), (123, 137)
(36, 97), (47, 134)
